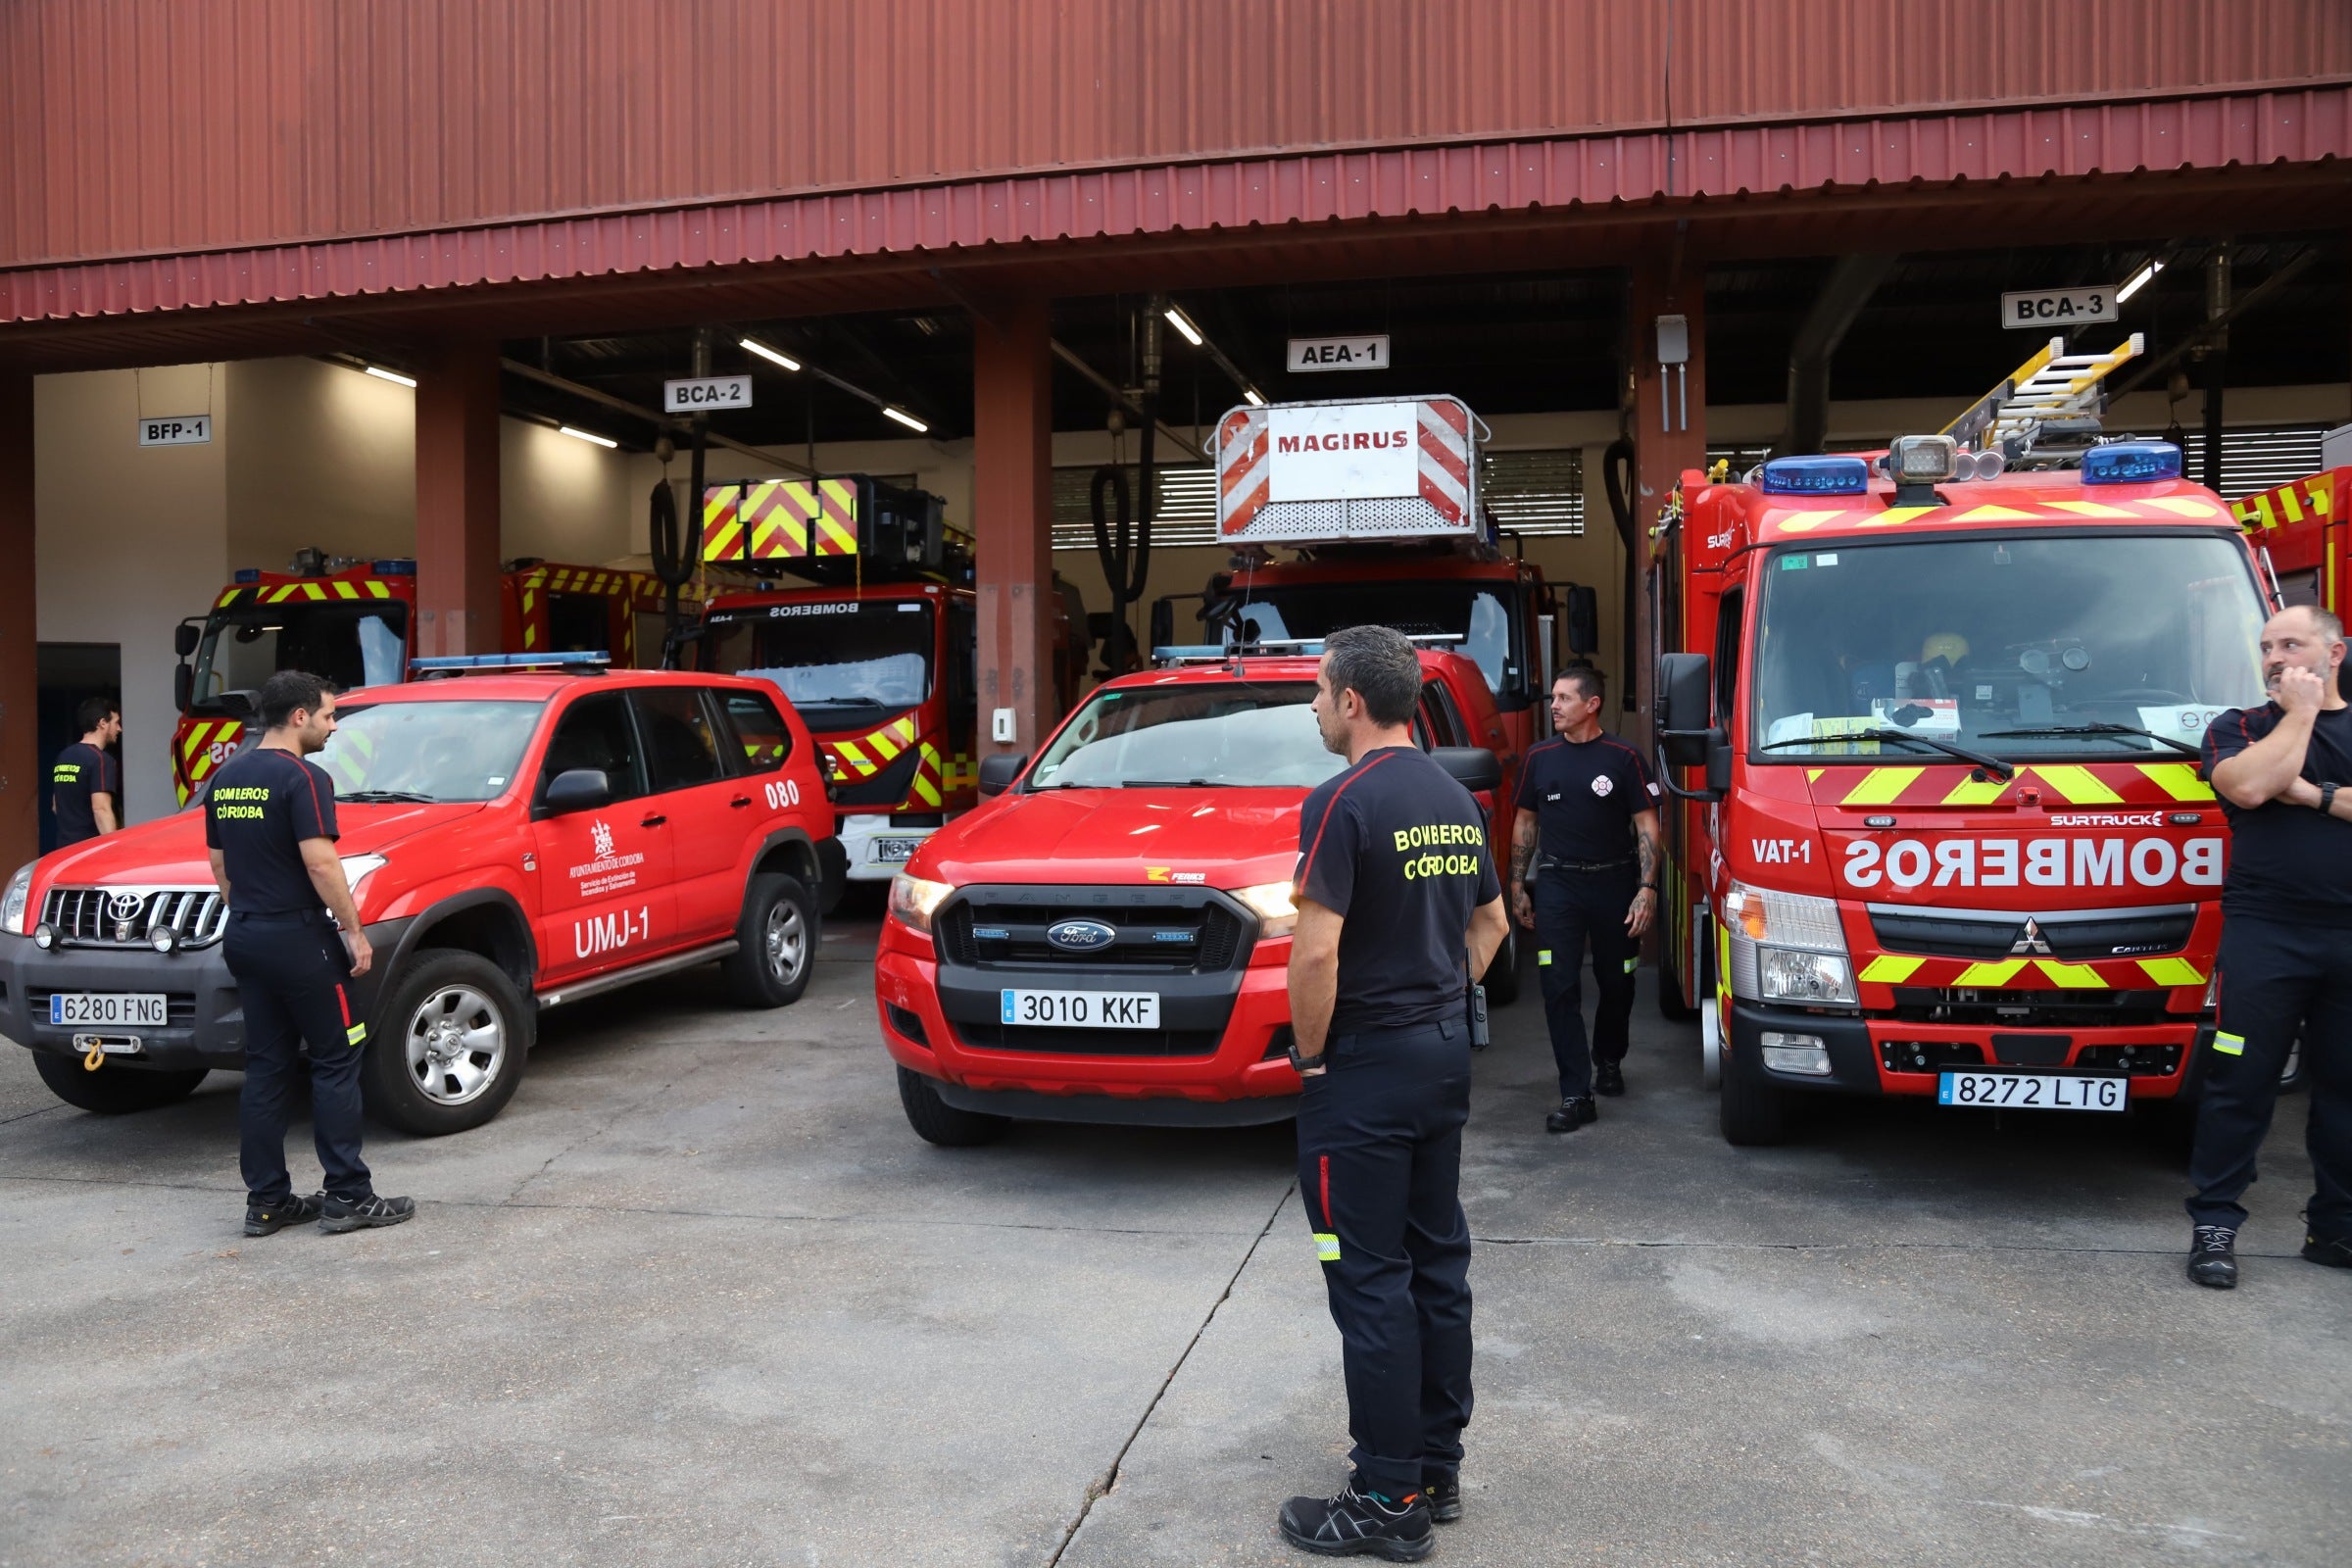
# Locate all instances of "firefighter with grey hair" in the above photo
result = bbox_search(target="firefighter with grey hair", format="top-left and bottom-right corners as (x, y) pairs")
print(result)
(1277, 622), (1511, 1557)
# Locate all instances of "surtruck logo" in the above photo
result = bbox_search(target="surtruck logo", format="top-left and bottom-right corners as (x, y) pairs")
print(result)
(1842, 836), (2225, 891)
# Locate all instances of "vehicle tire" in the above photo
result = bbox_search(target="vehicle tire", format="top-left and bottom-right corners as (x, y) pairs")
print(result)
(1719, 1046), (1788, 1147)
(1482, 927), (1521, 1007)
(897, 1065), (1009, 1148)
(362, 950), (532, 1136)
(721, 873), (817, 1007)
(31, 1053), (208, 1113)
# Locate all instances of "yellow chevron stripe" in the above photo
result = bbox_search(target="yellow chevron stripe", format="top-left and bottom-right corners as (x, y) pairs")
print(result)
(2135, 762), (2215, 802)
(367, 580), (391, 598)
(2029, 764), (2121, 805)
(2139, 957), (2205, 987)
(1953, 959), (2028, 987)
(2045, 499), (2141, 518)
(868, 730), (903, 762)
(1950, 505), (2040, 523)
(834, 740), (872, 771)
(1841, 766), (1924, 807)
(2036, 960), (2107, 989)
(332, 581), (359, 599)
(2279, 486), (2307, 524)
(1858, 955), (1925, 984)
(2142, 497), (2222, 517)
(1774, 510), (1846, 533)
(1864, 505), (1940, 528)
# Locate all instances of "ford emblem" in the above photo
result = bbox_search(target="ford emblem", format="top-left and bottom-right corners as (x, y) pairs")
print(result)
(1046, 918), (1117, 954)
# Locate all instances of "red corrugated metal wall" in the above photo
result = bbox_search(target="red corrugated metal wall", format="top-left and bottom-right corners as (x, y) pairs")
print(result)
(4, 0), (2344, 269)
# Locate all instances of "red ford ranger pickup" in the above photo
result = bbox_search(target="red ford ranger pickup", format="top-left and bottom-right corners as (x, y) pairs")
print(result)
(1, 658), (836, 1135)
(874, 646), (1510, 1146)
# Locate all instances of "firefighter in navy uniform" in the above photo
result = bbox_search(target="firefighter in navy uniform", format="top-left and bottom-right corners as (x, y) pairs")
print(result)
(1279, 625), (1511, 1560)
(206, 670), (413, 1238)
(1508, 664), (1661, 1132)
(2186, 605), (2352, 1288)
(50, 695), (122, 848)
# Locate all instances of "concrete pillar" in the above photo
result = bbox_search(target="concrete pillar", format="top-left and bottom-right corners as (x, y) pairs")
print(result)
(970, 298), (1055, 756)
(414, 342), (503, 657)
(1629, 265), (1708, 751)
(0, 373), (33, 871)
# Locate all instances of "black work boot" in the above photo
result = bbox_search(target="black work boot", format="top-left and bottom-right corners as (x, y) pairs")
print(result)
(319, 1193), (416, 1234)
(1593, 1059), (1627, 1097)
(1545, 1096), (1598, 1134)
(2302, 1232), (2352, 1269)
(1422, 1473), (1461, 1524)
(2186, 1224), (2239, 1289)
(1278, 1477), (1433, 1560)
(243, 1192), (323, 1237)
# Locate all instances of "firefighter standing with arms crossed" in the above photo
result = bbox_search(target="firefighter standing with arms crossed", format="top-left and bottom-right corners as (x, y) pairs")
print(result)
(1509, 664), (1661, 1133)
(207, 670), (414, 1238)
(1279, 625), (1510, 1560)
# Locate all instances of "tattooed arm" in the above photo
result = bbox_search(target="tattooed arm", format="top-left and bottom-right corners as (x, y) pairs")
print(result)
(1509, 808), (1538, 928)
(1628, 808), (1661, 937)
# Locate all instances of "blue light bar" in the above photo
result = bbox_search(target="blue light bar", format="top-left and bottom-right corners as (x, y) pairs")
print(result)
(410, 651), (611, 671)
(233, 568), (262, 583)
(1759, 456), (1871, 496)
(2081, 442), (2183, 485)
(370, 558), (416, 576)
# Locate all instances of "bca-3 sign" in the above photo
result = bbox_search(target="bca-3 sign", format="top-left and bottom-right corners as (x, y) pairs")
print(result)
(662, 374), (754, 413)
(1999, 287), (2115, 329)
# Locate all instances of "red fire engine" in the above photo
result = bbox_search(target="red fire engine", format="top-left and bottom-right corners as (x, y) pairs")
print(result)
(2231, 460), (2347, 687)
(170, 554), (693, 804)
(1649, 336), (2278, 1144)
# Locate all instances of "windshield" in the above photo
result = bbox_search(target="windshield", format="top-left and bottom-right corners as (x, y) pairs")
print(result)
(317, 700), (544, 803)
(1751, 533), (2266, 760)
(703, 602), (933, 726)
(1217, 582), (1514, 695)
(1028, 681), (1347, 791)
(192, 602), (409, 708)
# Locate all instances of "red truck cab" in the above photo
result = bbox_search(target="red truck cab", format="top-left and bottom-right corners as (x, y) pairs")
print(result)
(7, 658), (834, 1134)
(1651, 436), (2272, 1144)
(873, 645), (1512, 1146)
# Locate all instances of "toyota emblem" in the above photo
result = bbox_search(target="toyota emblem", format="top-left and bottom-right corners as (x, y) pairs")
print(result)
(107, 892), (143, 923)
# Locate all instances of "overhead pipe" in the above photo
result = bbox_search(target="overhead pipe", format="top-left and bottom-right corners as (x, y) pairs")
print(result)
(1776, 254), (1897, 457)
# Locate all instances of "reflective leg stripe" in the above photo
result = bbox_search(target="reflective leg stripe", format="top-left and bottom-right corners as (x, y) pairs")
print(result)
(2214, 1032), (2245, 1056)
(1314, 1232), (1342, 1262)
(1538, 950), (1552, 965)
(347, 1024), (368, 1046)
(1623, 957), (1639, 974)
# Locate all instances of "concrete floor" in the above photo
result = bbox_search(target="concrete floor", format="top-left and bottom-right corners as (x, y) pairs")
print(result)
(1, 913), (2343, 1567)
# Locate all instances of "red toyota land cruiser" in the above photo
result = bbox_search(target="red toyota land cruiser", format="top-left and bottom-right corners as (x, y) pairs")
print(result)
(1, 657), (836, 1134)
(874, 645), (1509, 1146)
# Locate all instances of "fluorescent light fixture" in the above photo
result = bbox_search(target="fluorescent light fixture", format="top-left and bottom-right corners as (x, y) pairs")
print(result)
(1244, 388), (1266, 407)
(881, 406), (929, 433)
(362, 365), (417, 388)
(2117, 259), (2165, 304)
(740, 337), (802, 371)
(559, 425), (618, 449)
(1162, 305), (1204, 347)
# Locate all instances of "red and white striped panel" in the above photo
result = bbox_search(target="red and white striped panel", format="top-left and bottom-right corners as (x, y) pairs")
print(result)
(1214, 397), (1478, 542)
(1216, 406), (1272, 536)
(1417, 398), (1471, 525)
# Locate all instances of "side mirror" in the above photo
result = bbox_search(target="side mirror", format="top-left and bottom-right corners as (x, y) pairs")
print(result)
(1430, 747), (1501, 795)
(544, 768), (612, 814)
(174, 622), (201, 660)
(172, 664), (193, 714)
(1656, 653), (1714, 767)
(978, 753), (1029, 798)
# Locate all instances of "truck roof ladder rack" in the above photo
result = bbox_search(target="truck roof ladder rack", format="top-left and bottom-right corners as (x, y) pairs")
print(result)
(1942, 333), (2144, 465)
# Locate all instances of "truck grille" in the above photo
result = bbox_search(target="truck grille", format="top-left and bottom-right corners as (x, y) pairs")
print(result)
(1869, 904), (2196, 961)
(1888, 986), (2176, 1028)
(935, 886), (1251, 975)
(39, 888), (228, 950)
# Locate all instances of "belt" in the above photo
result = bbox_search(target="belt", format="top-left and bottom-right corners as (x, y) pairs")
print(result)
(1538, 857), (1633, 873)
(228, 907), (328, 924)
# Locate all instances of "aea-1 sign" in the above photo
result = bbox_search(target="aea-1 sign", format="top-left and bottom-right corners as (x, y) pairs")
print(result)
(663, 374), (755, 413)
(2000, 287), (2116, 329)
(1286, 335), (1391, 373)
(1264, 402), (1418, 503)
(138, 416), (212, 446)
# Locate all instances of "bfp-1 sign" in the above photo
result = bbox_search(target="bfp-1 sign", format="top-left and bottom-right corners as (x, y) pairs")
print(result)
(662, 374), (755, 413)
(138, 415), (212, 447)
(1286, 335), (1391, 373)
(1999, 287), (2115, 329)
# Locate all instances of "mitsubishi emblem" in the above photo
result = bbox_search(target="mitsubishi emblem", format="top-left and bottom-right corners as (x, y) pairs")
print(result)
(2010, 918), (2054, 956)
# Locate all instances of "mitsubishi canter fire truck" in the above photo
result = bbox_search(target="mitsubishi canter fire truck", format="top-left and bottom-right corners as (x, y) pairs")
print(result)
(171, 555), (693, 804)
(1167, 395), (1594, 768)
(874, 644), (1512, 1147)
(678, 473), (1086, 886)
(1650, 335), (2278, 1145)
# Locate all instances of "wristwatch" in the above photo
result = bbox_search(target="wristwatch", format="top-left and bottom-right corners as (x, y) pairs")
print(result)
(2324, 781), (2340, 817)
(1287, 1041), (1327, 1076)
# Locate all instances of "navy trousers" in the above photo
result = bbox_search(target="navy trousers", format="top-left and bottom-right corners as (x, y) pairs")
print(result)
(2187, 914), (2352, 1237)
(1533, 865), (1641, 1100)
(1296, 1016), (1474, 1496)
(224, 911), (372, 1205)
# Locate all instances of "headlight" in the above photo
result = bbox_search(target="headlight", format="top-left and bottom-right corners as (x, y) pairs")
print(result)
(1722, 879), (1844, 952)
(0, 863), (33, 936)
(1757, 949), (1855, 1005)
(338, 854), (387, 902)
(1232, 881), (1299, 939)
(889, 873), (955, 934)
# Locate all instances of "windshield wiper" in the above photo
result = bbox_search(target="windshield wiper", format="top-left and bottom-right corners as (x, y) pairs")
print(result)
(1976, 722), (2200, 758)
(1118, 778), (1237, 788)
(1759, 728), (2015, 779)
(337, 789), (437, 804)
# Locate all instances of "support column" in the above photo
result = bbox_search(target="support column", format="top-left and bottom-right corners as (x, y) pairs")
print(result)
(971, 298), (1055, 756)
(1629, 262), (1707, 753)
(0, 373), (34, 872)
(414, 342), (504, 658)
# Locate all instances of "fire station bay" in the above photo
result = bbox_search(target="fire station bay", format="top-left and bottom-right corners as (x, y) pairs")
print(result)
(4, 8), (2351, 1566)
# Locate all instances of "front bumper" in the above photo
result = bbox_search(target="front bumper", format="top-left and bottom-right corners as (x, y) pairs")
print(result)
(1725, 997), (2208, 1101)
(872, 918), (1300, 1124)
(0, 920), (407, 1071)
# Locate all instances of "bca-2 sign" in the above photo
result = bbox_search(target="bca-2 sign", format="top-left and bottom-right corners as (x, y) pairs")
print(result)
(1286, 335), (1391, 373)
(662, 374), (755, 413)
(1999, 287), (2115, 330)
(137, 415), (212, 446)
